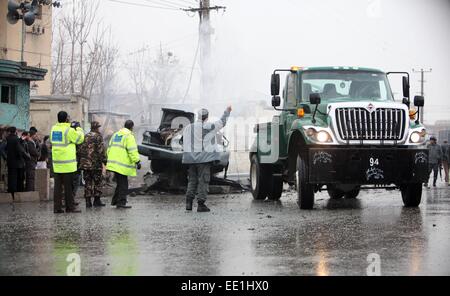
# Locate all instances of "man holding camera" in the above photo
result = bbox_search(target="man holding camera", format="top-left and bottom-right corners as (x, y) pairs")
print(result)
(50, 111), (84, 213)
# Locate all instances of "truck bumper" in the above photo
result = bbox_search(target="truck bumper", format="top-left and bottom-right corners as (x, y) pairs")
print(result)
(308, 147), (429, 184)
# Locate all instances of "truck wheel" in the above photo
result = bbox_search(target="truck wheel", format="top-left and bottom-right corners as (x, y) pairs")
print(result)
(345, 187), (360, 199)
(296, 155), (314, 209)
(401, 183), (422, 207)
(268, 176), (283, 201)
(250, 155), (269, 200)
(327, 187), (345, 199)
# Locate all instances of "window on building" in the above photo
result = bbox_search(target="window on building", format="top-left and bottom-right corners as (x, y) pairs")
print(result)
(0, 85), (17, 105)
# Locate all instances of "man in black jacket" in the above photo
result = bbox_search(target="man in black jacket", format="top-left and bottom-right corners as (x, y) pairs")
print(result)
(24, 130), (40, 191)
(5, 127), (30, 199)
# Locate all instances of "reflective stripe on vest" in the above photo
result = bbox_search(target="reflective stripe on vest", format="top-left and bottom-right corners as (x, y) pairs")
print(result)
(107, 160), (136, 169)
(109, 143), (137, 152)
(53, 159), (77, 164)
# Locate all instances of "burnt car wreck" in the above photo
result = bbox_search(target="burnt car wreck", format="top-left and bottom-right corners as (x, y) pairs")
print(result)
(138, 108), (244, 192)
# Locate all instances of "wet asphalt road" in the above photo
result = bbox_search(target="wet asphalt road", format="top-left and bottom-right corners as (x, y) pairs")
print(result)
(0, 186), (449, 276)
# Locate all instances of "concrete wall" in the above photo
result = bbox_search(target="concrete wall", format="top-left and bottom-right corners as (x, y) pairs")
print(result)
(30, 96), (89, 136)
(0, 77), (30, 130)
(0, 0), (52, 96)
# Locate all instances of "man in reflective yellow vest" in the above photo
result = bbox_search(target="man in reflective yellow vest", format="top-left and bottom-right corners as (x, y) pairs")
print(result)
(50, 111), (85, 213)
(107, 120), (141, 209)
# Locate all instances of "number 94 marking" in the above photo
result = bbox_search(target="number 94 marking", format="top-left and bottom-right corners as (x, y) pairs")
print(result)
(370, 157), (379, 167)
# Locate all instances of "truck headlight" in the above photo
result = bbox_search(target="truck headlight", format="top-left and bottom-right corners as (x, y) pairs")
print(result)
(303, 126), (334, 144)
(316, 131), (330, 143)
(410, 132), (421, 143)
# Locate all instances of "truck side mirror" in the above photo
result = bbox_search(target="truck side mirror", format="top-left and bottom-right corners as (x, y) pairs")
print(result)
(414, 95), (424, 107)
(271, 96), (281, 107)
(402, 97), (410, 107)
(310, 93), (321, 105)
(271, 74), (280, 96)
(310, 93), (321, 124)
(402, 76), (410, 99)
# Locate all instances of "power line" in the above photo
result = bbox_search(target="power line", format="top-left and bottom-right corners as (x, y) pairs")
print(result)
(107, 0), (182, 10)
(182, 36), (200, 103)
(176, 0), (199, 5)
(142, 0), (186, 9)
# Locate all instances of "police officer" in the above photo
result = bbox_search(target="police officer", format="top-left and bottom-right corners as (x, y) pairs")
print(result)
(50, 111), (84, 213)
(79, 121), (107, 208)
(425, 136), (443, 188)
(182, 106), (232, 212)
(107, 120), (140, 209)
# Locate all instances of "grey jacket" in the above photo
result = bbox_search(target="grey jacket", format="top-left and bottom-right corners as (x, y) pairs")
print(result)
(427, 143), (442, 164)
(182, 110), (230, 164)
(442, 144), (449, 162)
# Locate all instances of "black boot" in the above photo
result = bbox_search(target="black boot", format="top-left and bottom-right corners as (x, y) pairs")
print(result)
(86, 198), (92, 208)
(197, 202), (210, 212)
(186, 199), (193, 211)
(93, 197), (106, 207)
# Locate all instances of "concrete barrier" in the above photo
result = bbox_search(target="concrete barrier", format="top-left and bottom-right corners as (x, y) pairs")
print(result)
(0, 191), (40, 203)
(36, 169), (50, 201)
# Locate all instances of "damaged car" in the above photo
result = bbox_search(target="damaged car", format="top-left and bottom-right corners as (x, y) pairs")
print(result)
(138, 108), (231, 190)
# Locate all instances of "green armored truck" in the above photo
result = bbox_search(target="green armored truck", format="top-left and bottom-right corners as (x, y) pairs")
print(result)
(250, 66), (429, 209)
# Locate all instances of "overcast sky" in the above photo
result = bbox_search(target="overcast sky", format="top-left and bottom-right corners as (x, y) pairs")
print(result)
(76, 0), (450, 123)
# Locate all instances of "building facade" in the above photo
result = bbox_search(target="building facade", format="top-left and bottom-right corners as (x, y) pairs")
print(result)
(0, 0), (52, 96)
(0, 59), (46, 130)
(29, 94), (89, 136)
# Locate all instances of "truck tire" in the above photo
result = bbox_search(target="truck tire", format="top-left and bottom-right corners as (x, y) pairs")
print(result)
(401, 183), (422, 207)
(345, 187), (361, 199)
(250, 155), (270, 200)
(327, 187), (345, 199)
(296, 155), (314, 209)
(268, 176), (283, 201)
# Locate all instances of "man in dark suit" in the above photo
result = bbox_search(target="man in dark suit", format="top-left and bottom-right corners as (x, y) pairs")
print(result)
(5, 127), (30, 199)
(23, 130), (40, 191)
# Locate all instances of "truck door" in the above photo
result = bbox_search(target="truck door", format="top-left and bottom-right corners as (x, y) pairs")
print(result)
(280, 73), (298, 157)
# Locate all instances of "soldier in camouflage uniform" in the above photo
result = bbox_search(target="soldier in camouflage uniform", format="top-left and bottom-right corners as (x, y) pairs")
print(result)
(79, 121), (107, 207)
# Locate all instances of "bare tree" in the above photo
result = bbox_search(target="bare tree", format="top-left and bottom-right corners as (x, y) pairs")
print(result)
(51, 0), (119, 110)
(126, 46), (180, 120)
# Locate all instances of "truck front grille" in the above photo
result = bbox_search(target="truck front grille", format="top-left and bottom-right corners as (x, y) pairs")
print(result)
(335, 108), (406, 141)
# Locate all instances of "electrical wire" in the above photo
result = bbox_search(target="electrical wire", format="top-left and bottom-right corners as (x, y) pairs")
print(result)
(141, 0), (186, 9)
(182, 36), (200, 103)
(107, 0), (182, 10)
(170, 0), (198, 6)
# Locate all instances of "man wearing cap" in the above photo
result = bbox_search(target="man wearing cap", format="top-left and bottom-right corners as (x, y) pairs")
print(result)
(425, 136), (443, 188)
(79, 121), (107, 207)
(182, 106), (232, 212)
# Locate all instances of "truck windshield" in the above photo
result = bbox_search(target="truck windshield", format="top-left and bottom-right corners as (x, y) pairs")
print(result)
(301, 70), (393, 102)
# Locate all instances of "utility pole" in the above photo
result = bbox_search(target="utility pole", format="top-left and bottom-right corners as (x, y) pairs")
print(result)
(183, 1), (226, 103)
(412, 68), (432, 122)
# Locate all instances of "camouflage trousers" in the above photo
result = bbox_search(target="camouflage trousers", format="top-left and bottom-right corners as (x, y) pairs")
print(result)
(84, 170), (103, 199)
(186, 163), (211, 204)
